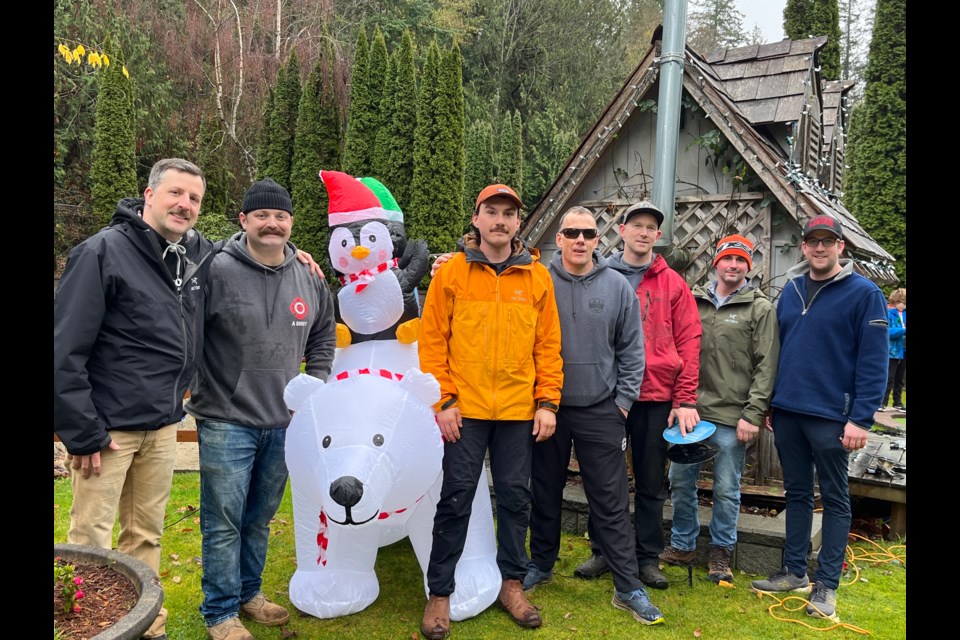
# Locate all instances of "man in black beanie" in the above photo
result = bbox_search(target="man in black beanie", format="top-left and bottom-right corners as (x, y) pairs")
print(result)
(186, 179), (338, 640)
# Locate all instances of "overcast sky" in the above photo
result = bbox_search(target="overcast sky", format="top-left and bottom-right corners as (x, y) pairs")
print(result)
(734, 0), (788, 43)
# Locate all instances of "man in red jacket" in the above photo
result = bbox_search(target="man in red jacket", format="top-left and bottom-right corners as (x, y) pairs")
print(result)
(574, 201), (702, 590)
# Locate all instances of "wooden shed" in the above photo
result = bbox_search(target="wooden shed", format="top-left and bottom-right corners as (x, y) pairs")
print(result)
(520, 32), (898, 488)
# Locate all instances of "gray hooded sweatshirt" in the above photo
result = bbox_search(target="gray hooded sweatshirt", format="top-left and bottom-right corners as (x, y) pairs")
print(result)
(548, 250), (645, 411)
(185, 232), (337, 428)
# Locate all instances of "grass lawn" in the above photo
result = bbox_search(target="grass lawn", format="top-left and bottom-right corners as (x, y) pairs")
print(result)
(54, 474), (906, 639)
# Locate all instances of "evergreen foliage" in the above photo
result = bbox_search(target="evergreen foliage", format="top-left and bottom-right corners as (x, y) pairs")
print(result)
(409, 40), (442, 250)
(366, 25), (390, 175)
(524, 106), (580, 211)
(255, 88), (275, 181)
(812, 0), (842, 79)
(193, 108), (238, 242)
(378, 30), (418, 210)
(784, 0), (814, 40)
(290, 36), (343, 268)
(843, 0), (906, 285)
(264, 52), (302, 190)
(464, 120), (495, 217)
(90, 35), (138, 227)
(435, 41), (466, 244)
(687, 0), (746, 53)
(342, 27), (373, 176)
(497, 111), (523, 198)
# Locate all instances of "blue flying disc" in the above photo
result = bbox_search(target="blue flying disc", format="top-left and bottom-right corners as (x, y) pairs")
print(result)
(663, 420), (716, 445)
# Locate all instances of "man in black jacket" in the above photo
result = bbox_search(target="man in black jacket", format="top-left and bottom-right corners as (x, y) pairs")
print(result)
(54, 158), (213, 640)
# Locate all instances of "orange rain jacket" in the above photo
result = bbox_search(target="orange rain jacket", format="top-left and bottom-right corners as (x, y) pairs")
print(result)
(418, 235), (563, 420)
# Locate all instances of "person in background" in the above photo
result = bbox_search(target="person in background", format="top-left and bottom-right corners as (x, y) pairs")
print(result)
(879, 288), (906, 412)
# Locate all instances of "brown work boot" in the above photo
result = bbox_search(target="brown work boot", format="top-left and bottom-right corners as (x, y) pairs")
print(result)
(660, 544), (697, 566)
(420, 594), (451, 640)
(498, 579), (542, 628)
(707, 545), (734, 583)
(206, 616), (254, 640)
(240, 591), (290, 626)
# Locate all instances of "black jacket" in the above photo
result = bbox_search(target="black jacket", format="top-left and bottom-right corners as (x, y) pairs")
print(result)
(54, 198), (217, 455)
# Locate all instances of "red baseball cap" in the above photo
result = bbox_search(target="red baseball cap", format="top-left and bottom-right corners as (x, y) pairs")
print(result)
(474, 184), (523, 212)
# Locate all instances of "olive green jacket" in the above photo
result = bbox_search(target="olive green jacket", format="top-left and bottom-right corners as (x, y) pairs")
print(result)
(692, 282), (779, 428)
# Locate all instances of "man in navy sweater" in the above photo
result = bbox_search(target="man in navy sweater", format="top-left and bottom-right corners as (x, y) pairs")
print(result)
(750, 216), (888, 623)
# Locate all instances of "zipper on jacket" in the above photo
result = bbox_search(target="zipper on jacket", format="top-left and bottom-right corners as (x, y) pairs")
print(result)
(491, 273), (501, 419)
(795, 274), (840, 316)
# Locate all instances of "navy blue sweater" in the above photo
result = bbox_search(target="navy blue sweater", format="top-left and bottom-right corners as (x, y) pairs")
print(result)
(772, 260), (888, 429)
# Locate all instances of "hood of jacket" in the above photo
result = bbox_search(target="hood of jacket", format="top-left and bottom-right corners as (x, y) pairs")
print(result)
(784, 257), (856, 283)
(457, 232), (536, 269)
(605, 250), (666, 277)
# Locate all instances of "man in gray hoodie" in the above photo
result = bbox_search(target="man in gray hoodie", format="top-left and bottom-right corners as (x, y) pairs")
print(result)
(521, 207), (663, 625)
(185, 179), (337, 640)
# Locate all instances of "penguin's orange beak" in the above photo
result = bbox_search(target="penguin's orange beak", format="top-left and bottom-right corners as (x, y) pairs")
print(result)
(351, 246), (371, 259)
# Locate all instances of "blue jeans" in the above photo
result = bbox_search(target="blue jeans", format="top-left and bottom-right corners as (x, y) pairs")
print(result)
(667, 423), (745, 551)
(197, 420), (289, 626)
(772, 409), (851, 590)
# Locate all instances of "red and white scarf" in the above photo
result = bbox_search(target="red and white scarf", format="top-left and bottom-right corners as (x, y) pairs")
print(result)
(337, 258), (398, 293)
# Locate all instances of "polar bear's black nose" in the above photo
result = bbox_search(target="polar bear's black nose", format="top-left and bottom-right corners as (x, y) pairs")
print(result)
(330, 476), (364, 508)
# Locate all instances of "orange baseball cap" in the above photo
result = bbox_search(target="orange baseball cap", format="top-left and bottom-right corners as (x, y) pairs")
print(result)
(474, 184), (523, 211)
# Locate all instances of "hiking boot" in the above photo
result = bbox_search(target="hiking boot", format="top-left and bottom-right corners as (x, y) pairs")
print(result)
(660, 544), (697, 566)
(805, 582), (839, 622)
(638, 563), (669, 589)
(573, 554), (610, 579)
(239, 592), (289, 626)
(420, 594), (451, 640)
(207, 617), (254, 640)
(522, 562), (553, 592)
(612, 587), (664, 625)
(750, 567), (811, 593)
(497, 579), (542, 628)
(707, 545), (734, 583)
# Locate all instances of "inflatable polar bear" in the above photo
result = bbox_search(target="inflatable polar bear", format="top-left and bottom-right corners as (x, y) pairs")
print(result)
(283, 340), (502, 620)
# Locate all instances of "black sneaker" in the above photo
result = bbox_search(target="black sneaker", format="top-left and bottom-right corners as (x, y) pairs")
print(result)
(893, 405), (906, 412)
(573, 554), (610, 579)
(521, 562), (553, 592)
(750, 567), (811, 593)
(612, 588), (664, 625)
(805, 582), (839, 621)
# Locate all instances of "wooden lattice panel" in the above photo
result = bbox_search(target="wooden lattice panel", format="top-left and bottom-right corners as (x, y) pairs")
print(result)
(673, 194), (769, 290)
(579, 195), (770, 290)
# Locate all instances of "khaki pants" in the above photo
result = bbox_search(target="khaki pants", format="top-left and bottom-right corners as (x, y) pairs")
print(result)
(68, 423), (178, 637)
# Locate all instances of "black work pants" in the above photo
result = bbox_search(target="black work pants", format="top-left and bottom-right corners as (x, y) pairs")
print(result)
(589, 400), (672, 567)
(530, 399), (643, 593)
(426, 418), (534, 596)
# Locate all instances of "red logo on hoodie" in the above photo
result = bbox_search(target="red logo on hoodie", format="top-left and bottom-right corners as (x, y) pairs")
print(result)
(290, 297), (308, 320)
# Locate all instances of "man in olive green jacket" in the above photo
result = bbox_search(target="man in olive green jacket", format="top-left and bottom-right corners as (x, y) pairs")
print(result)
(659, 235), (779, 583)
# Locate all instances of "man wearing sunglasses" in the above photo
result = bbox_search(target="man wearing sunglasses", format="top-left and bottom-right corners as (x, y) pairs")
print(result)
(522, 207), (664, 624)
(574, 201), (702, 591)
(751, 216), (887, 623)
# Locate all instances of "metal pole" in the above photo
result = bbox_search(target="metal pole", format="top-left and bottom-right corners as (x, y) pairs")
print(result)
(652, 0), (688, 246)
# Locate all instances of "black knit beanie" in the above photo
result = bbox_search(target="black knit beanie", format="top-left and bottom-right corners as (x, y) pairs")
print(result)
(242, 178), (293, 215)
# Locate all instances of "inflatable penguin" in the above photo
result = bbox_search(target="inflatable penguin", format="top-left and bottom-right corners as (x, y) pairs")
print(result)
(320, 170), (429, 346)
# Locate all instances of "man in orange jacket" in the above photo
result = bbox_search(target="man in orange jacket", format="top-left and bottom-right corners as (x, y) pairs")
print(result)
(417, 184), (563, 639)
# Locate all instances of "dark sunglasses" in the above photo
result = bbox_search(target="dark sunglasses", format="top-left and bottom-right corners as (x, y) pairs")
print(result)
(560, 228), (599, 240)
